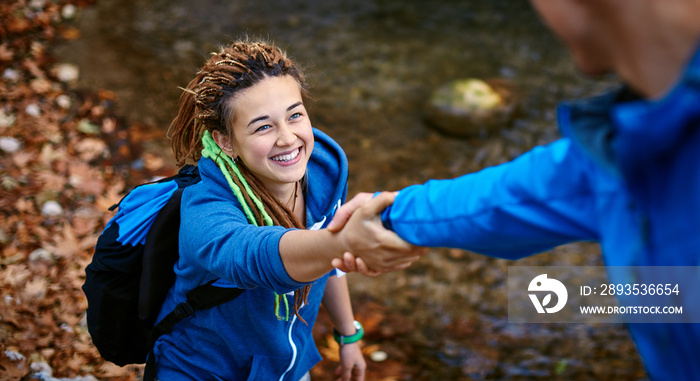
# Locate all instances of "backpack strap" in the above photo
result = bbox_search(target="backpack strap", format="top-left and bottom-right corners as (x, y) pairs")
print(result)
(139, 164), (207, 325)
(138, 186), (186, 325)
(185, 281), (245, 310)
(143, 280), (244, 380)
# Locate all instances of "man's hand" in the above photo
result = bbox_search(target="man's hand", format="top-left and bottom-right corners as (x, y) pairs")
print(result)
(330, 192), (427, 275)
(327, 192), (375, 233)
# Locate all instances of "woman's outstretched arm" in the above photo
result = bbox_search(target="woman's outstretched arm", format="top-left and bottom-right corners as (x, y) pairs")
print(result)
(279, 192), (425, 283)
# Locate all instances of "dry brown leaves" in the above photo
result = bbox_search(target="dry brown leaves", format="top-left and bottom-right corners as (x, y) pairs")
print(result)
(0, 0), (157, 379)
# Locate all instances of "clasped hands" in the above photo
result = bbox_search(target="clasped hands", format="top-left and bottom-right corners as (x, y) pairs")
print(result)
(327, 192), (427, 276)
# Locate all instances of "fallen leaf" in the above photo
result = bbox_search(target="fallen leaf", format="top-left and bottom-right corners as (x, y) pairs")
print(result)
(40, 143), (67, 164)
(14, 198), (35, 214)
(22, 59), (45, 79)
(7, 14), (31, 34)
(30, 78), (52, 93)
(0, 43), (14, 61)
(76, 118), (100, 134)
(95, 180), (125, 212)
(3, 264), (32, 286)
(38, 170), (68, 190)
(43, 223), (93, 259)
(68, 161), (105, 196)
(23, 276), (48, 300)
(318, 335), (340, 362)
(12, 150), (34, 168)
(98, 362), (134, 377)
(0, 350), (29, 381)
(74, 137), (108, 161)
(143, 152), (164, 171)
(59, 27), (81, 40)
(101, 117), (116, 133)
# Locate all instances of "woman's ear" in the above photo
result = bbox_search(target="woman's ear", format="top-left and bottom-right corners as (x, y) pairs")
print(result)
(212, 130), (236, 157)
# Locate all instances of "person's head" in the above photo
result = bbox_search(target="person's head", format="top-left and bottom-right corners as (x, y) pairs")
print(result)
(169, 38), (312, 224)
(528, 0), (617, 77)
(528, 0), (700, 97)
(170, 38), (310, 173)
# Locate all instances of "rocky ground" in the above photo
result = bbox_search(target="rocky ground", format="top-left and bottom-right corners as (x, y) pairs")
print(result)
(0, 1), (175, 379)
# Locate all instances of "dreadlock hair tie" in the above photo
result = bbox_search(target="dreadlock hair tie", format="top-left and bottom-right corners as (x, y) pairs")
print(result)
(201, 130), (273, 227)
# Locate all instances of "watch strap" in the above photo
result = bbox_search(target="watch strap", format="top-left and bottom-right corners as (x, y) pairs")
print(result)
(333, 320), (363, 345)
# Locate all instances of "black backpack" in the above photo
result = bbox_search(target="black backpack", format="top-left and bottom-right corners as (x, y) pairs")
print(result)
(82, 165), (243, 378)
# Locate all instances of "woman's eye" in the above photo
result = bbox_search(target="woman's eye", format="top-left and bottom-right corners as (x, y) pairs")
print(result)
(255, 125), (272, 132)
(289, 112), (302, 120)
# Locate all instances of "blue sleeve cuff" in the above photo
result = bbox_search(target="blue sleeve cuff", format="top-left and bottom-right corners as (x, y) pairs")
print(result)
(271, 229), (310, 292)
(381, 207), (393, 231)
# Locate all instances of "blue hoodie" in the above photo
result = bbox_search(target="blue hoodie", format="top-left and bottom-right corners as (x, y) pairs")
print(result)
(381, 43), (700, 380)
(153, 128), (348, 381)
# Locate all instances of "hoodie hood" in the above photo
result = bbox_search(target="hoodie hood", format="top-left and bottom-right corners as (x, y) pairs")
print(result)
(305, 127), (348, 228)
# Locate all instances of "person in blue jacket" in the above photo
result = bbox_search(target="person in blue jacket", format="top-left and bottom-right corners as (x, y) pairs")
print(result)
(155, 39), (423, 381)
(329, 0), (700, 380)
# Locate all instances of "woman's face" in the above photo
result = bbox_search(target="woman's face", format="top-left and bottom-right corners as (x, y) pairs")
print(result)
(222, 75), (314, 199)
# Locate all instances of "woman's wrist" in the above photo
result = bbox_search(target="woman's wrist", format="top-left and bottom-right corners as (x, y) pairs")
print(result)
(335, 321), (357, 336)
(333, 320), (363, 345)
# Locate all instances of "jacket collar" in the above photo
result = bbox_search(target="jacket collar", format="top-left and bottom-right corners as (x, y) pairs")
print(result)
(557, 40), (700, 178)
(304, 128), (348, 226)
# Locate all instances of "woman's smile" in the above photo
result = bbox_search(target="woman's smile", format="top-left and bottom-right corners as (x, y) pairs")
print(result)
(271, 146), (302, 165)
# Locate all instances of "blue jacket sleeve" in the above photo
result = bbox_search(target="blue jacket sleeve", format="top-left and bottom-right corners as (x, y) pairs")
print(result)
(179, 184), (306, 294)
(382, 139), (601, 259)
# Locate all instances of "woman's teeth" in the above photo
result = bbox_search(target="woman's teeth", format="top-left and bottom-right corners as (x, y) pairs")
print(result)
(271, 148), (300, 162)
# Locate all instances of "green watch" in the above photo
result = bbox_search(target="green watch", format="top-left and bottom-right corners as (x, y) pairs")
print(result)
(333, 320), (364, 345)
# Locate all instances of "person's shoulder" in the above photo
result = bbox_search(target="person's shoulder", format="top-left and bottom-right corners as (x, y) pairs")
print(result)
(181, 159), (247, 216)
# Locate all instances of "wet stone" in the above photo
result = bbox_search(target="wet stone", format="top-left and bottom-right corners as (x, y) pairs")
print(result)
(0, 137), (21, 153)
(41, 200), (63, 217)
(52, 63), (80, 83)
(424, 78), (519, 138)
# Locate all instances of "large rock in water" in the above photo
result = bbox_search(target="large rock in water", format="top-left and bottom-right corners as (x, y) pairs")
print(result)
(424, 78), (518, 138)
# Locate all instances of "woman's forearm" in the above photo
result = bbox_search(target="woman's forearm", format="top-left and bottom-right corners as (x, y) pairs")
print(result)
(322, 275), (356, 335)
(278, 229), (344, 283)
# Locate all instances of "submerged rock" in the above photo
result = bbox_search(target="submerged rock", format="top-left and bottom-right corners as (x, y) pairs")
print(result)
(424, 78), (519, 138)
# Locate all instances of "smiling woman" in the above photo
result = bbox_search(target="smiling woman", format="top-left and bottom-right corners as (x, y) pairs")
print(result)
(212, 75), (314, 213)
(149, 39), (424, 381)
